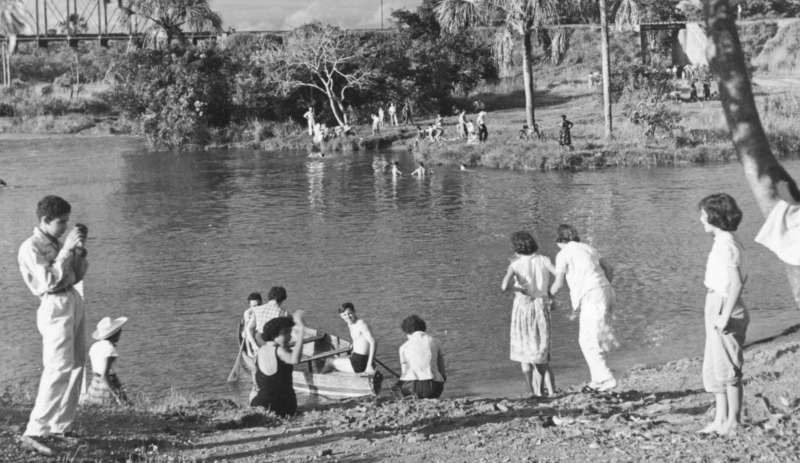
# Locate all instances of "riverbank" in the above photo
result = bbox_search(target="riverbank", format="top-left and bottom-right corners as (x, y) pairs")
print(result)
(415, 80), (800, 171)
(3, 322), (800, 462)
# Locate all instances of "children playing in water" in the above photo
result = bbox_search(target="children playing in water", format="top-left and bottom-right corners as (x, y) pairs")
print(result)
(322, 303), (377, 375)
(82, 316), (129, 406)
(411, 162), (429, 177)
(501, 231), (556, 398)
(697, 194), (748, 435)
(550, 224), (617, 393)
(390, 161), (403, 177)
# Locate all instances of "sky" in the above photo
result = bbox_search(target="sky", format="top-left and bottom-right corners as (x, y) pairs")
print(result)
(216, 0), (422, 32)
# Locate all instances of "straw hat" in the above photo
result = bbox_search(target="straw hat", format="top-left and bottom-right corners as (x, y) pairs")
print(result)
(92, 316), (128, 340)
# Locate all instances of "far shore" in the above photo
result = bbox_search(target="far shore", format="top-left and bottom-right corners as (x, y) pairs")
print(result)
(3, 321), (800, 461)
(3, 77), (798, 173)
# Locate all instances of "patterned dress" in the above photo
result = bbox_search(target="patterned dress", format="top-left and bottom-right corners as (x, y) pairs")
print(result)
(508, 254), (553, 364)
(81, 340), (128, 406)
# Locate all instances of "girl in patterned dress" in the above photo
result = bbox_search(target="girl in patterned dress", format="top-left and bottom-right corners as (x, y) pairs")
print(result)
(82, 317), (129, 406)
(501, 231), (556, 398)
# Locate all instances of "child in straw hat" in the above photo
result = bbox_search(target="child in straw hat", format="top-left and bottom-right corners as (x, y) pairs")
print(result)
(81, 317), (129, 406)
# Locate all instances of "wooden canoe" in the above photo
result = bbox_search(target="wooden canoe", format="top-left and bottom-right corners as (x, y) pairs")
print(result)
(239, 324), (383, 399)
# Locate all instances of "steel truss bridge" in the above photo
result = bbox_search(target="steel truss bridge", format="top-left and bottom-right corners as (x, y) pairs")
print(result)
(0, 0), (220, 48)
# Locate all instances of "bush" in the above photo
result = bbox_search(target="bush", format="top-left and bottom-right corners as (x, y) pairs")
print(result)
(103, 43), (234, 150)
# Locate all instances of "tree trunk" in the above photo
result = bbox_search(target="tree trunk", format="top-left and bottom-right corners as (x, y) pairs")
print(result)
(2, 45), (7, 86)
(600, 0), (612, 138)
(704, 0), (800, 307)
(522, 29), (536, 129)
(704, 0), (793, 216)
(326, 94), (346, 127)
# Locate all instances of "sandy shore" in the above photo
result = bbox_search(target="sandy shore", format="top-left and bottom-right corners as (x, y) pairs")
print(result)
(2, 321), (800, 462)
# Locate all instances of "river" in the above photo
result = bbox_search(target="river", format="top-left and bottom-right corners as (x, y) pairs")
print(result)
(1, 136), (798, 402)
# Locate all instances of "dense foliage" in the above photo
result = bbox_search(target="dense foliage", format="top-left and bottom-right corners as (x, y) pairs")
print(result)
(101, 43), (233, 149)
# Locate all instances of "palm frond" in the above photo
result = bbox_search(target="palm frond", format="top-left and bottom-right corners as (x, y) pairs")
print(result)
(615, 0), (639, 32)
(434, 0), (489, 33)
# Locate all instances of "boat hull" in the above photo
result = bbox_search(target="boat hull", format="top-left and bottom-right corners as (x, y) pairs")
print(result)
(240, 326), (382, 399)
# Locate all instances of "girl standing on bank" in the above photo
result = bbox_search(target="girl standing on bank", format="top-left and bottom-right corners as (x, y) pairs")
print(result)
(698, 193), (748, 435)
(501, 231), (556, 398)
(550, 224), (617, 392)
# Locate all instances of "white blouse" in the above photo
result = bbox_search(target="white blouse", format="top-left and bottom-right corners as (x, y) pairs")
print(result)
(704, 231), (743, 297)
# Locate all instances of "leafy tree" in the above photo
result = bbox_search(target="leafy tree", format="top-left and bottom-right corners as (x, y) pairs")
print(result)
(435, 0), (559, 129)
(359, 3), (496, 115)
(255, 23), (377, 126)
(119, 0), (222, 49)
(103, 43), (233, 149)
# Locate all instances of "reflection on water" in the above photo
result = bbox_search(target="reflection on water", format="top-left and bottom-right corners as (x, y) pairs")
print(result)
(1, 137), (799, 402)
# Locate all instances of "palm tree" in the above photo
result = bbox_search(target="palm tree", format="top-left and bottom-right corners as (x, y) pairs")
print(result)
(57, 13), (89, 35)
(0, 0), (28, 86)
(614, 0), (639, 31)
(599, 0), (611, 138)
(119, 0), (222, 49)
(435, 0), (558, 129)
(703, 0), (800, 306)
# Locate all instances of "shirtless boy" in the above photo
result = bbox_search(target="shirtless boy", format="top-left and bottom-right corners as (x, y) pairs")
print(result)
(323, 303), (377, 375)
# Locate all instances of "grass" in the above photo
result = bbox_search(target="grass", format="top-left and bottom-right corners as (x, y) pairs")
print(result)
(415, 79), (800, 171)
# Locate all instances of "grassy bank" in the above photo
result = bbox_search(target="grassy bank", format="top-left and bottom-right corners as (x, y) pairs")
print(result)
(415, 82), (800, 171)
(3, 322), (800, 461)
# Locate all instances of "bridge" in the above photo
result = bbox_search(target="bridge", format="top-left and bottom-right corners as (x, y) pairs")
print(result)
(0, 0), (224, 48)
(0, 0), (395, 49)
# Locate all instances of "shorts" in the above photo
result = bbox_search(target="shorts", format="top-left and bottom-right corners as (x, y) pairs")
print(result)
(703, 290), (749, 393)
(350, 353), (369, 373)
(397, 380), (444, 399)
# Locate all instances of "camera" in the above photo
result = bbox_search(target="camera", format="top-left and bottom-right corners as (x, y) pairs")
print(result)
(75, 223), (88, 248)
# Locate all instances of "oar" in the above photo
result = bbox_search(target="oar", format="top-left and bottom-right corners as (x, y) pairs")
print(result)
(227, 340), (246, 383)
(374, 357), (401, 378)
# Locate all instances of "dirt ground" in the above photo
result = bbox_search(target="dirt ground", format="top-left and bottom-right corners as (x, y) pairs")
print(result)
(3, 322), (800, 462)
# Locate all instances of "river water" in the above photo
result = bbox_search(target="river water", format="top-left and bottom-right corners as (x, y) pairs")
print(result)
(1, 136), (798, 401)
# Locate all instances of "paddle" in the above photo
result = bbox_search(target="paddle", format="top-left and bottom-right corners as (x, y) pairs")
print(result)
(227, 339), (246, 383)
(374, 357), (401, 379)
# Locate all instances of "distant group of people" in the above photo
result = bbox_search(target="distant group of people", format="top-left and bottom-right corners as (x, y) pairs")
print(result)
(303, 107), (354, 143)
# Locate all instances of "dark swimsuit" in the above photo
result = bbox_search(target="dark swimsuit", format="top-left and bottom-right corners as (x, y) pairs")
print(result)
(349, 353), (369, 373)
(251, 346), (297, 417)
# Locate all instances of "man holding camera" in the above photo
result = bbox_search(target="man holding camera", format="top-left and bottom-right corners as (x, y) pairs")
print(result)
(18, 195), (89, 447)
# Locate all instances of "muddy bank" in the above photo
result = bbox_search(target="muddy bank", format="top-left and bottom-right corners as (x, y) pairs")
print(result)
(3, 322), (800, 462)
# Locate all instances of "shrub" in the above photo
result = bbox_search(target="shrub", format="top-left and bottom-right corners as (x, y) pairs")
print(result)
(103, 43), (234, 150)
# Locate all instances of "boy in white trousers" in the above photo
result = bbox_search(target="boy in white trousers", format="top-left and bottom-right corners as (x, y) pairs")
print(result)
(19, 196), (89, 449)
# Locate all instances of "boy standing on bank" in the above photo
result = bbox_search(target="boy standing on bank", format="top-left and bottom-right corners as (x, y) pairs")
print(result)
(19, 195), (89, 448)
(323, 303), (377, 375)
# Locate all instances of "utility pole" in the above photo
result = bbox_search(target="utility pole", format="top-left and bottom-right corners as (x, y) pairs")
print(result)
(381, 0), (384, 29)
